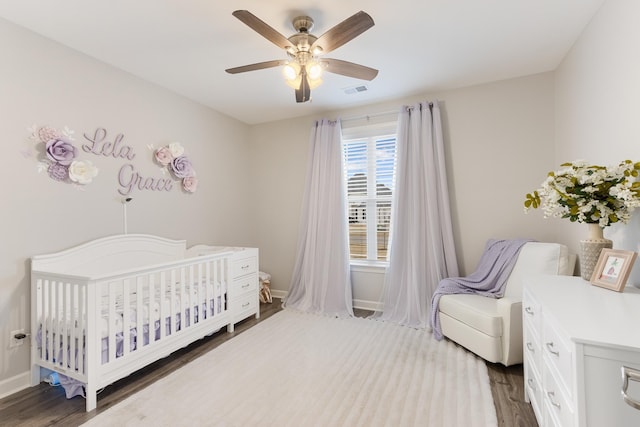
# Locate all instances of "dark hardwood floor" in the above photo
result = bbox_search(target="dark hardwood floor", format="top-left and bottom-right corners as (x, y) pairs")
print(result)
(1, 301), (537, 426)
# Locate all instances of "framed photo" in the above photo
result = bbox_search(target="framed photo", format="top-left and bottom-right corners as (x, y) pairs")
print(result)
(590, 249), (637, 292)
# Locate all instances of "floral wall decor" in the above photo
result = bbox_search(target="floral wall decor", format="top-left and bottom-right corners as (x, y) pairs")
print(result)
(152, 142), (198, 193)
(26, 125), (99, 186)
(24, 125), (199, 196)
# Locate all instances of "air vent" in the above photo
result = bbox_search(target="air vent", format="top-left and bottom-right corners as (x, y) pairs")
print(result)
(344, 85), (369, 95)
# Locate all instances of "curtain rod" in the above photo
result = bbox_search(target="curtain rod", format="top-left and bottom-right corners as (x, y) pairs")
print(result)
(339, 102), (431, 123)
(340, 109), (399, 123)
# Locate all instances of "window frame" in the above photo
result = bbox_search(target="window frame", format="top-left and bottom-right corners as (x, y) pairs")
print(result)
(342, 120), (397, 267)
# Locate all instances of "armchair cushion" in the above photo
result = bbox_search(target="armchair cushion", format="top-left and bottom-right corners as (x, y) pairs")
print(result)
(438, 294), (503, 337)
(438, 242), (574, 366)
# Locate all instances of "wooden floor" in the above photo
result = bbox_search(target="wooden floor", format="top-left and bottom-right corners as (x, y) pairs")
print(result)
(0, 301), (537, 427)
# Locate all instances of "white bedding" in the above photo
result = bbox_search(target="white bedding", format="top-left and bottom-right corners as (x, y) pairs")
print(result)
(38, 279), (227, 369)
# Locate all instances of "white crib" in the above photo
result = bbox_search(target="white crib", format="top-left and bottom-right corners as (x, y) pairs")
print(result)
(30, 234), (233, 412)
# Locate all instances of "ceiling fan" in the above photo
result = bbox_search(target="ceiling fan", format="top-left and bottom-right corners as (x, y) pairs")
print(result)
(225, 10), (378, 103)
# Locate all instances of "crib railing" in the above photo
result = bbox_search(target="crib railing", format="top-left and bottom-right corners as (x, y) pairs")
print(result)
(31, 251), (231, 410)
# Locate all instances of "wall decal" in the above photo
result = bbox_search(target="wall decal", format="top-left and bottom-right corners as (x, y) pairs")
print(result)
(152, 142), (198, 193)
(117, 164), (174, 196)
(82, 128), (136, 160)
(26, 125), (99, 186)
(24, 125), (198, 195)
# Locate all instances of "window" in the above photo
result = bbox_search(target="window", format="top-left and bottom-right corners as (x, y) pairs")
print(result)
(343, 128), (396, 262)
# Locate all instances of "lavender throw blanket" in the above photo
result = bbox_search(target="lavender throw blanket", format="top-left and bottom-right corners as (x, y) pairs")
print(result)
(430, 238), (532, 340)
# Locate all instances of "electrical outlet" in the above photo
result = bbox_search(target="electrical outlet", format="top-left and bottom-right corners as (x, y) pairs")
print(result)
(9, 329), (26, 348)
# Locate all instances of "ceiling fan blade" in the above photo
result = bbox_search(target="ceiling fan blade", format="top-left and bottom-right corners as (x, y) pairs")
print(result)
(295, 70), (311, 103)
(310, 11), (374, 54)
(321, 58), (378, 81)
(232, 10), (295, 51)
(225, 60), (286, 74)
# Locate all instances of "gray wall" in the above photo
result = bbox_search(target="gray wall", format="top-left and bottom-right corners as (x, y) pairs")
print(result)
(555, 0), (640, 282)
(249, 73), (558, 308)
(0, 18), (253, 396)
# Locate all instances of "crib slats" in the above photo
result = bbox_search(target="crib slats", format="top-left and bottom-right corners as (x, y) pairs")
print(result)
(39, 279), (47, 362)
(136, 276), (143, 350)
(32, 250), (235, 414)
(79, 284), (87, 374)
(108, 283), (117, 363)
(122, 278), (131, 357)
(159, 271), (166, 340)
(171, 269), (178, 335)
(204, 262), (211, 319)
(63, 283), (71, 371)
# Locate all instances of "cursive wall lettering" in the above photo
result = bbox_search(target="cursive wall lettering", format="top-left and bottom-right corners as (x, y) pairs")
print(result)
(83, 128), (136, 160)
(118, 164), (173, 196)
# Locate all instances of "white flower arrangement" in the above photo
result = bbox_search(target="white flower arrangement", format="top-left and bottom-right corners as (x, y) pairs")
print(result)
(524, 160), (640, 227)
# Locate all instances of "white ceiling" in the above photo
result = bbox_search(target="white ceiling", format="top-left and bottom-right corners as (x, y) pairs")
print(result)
(0, 0), (605, 125)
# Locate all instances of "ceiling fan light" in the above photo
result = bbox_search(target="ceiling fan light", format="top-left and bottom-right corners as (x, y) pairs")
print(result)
(283, 62), (300, 81)
(306, 62), (323, 80)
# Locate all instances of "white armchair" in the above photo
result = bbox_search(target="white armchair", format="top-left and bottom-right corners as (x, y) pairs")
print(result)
(437, 242), (575, 366)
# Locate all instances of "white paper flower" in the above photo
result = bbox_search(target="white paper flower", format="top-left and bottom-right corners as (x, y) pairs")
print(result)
(167, 142), (185, 157)
(68, 160), (99, 185)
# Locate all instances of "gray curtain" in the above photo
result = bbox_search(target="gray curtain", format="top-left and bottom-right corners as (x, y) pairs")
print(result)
(284, 119), (353, 317)
(373, 101), (458, 328)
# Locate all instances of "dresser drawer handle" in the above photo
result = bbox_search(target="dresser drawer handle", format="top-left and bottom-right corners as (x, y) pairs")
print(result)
(242, 302), (250, 308)
(622, 366), (640, 410)
(524, 306), (534, 315)
(527, 378), (536, 391)
(545, 342), (560, 356)
(241, 264), (250, 270)
(241, 283), (251, 289)
(547, 391), (561, 409)
(526, 342), (535, 353)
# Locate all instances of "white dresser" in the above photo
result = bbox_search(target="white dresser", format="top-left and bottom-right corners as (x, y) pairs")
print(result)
(226, 247), (260, 332)
(523, 275), (640, 426)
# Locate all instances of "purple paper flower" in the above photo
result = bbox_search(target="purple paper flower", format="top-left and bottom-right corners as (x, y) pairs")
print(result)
(170, 156), (195, 178)
(48, 162), (68, 181)
(46, 137), (77, 166)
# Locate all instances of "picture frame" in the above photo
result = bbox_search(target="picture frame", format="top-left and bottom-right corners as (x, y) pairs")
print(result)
(590, 249), (637, 292)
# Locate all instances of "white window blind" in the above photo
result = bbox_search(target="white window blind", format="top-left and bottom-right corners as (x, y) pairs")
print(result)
(343, 134), (396, 262)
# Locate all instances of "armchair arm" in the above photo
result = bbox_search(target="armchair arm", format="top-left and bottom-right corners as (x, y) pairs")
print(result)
(496, 297), (523, 366)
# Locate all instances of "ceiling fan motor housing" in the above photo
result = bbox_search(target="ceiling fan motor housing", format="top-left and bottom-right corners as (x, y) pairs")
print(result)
(292, 16), (314, 33)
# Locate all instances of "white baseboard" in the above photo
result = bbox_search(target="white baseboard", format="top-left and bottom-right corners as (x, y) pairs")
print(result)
(0, 371), (31, 400)
(353, 299), (383, 312)
(270, 289), (287, 300)
(267, 290), (381, 313)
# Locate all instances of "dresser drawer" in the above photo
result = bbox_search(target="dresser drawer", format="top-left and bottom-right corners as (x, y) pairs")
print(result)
(523, 290), (542, 339)
(524, 357), (544, 422)
(543, 364), (575, 427)
(231, 293), (259, 317)
(524, 321), (542, 371)
(229, 274), (258, 298)
(543, 319), (573, 395)
(232, 256), (257, 277)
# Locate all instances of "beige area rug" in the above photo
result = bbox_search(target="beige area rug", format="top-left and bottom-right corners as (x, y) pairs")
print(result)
(82, 310), (497, 427)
